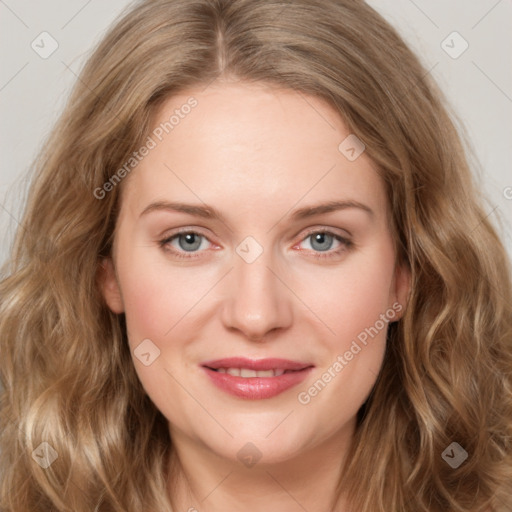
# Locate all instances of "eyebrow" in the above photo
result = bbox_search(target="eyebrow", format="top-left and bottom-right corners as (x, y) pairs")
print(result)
(139, 199), (374, 222)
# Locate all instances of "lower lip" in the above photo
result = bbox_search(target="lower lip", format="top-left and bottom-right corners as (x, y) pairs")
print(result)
(202, 366), (314, 400)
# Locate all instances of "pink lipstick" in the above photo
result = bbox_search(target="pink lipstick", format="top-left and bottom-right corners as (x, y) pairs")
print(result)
(201, 357), (314, 400)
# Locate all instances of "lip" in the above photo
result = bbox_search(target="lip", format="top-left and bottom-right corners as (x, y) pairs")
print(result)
(201, 357), (312, 371)
(201, 357), (314, 400)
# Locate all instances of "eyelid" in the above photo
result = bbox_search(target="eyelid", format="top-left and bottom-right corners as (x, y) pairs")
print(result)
(296, 225), (352, 240)
(159, 225), (353, 259)
(158, 226), (215, 246)
(158, 226), (213, 243)
(291, 228), (353, 259)
(159, 225), (350, 244)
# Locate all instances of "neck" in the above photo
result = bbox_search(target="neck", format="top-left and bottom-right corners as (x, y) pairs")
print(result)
(167, 420), (356, 512)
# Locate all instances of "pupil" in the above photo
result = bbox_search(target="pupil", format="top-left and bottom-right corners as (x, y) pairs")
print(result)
(180, 233), (201, 251)
(312, 233), (332, 252)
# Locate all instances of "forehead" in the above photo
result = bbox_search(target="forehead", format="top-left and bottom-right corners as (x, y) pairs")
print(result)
(120, 81), (388, 222)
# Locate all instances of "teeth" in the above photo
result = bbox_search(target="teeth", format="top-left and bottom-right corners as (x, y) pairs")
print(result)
(240, 369), (258, 377)
(254, 369), (275, 377)
(216, 368), (287, 378)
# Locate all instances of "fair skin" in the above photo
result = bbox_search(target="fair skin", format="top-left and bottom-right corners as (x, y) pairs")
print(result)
(99, 80), (410, 512)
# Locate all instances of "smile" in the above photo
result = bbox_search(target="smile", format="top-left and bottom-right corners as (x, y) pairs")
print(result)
(201, 357), (314, 399)
(209, 368), (295, 377)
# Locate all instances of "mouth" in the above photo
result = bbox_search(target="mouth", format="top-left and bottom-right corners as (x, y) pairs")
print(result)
(206, 367), (302, 377)
(200, 357), (314, 399)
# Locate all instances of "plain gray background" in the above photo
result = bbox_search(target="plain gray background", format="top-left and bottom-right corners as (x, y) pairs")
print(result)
(1, 0), (511, 268)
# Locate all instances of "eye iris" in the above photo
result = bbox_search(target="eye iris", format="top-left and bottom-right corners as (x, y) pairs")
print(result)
(311, 233), (333, 252)
(179, 233), (202, 252)
(173, 232), (337, 254)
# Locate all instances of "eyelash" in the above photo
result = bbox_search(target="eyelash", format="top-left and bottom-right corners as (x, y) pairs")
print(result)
(158, 228), (353, 260)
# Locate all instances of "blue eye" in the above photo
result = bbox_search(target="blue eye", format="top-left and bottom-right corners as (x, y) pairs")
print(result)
(159, 229), (352, 260)
(298, 231), (353, 259)
(159, 231), (210, 258)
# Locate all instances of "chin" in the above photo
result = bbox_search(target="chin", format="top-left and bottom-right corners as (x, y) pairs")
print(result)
(206, 431), (309, 467)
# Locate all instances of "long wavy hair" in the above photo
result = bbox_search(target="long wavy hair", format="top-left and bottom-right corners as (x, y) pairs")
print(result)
(1, 0), (511, 510)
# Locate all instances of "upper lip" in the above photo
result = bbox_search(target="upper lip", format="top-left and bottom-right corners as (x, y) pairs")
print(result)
(201, 357), (313, 371)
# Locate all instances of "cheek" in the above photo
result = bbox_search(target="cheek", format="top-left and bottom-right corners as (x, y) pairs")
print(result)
(299, 237), (396, 350)
(295, 250), (395, 414)
(115, 249), (207, 406)
(120, 269), (172, 343)
(116, 246), (221, 354)
(116, 247), (191, 345)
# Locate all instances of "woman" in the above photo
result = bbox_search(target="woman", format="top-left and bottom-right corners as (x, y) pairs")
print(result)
(1, 0), (510, 510)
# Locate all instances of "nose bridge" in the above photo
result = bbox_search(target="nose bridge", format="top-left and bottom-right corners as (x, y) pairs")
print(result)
(221, 237), (292, 340)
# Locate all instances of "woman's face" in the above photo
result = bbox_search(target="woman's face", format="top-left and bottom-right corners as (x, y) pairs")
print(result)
(100, 81), (410, 466)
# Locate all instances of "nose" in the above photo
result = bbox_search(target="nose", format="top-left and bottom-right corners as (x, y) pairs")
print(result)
(220, 249), (293, 342)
